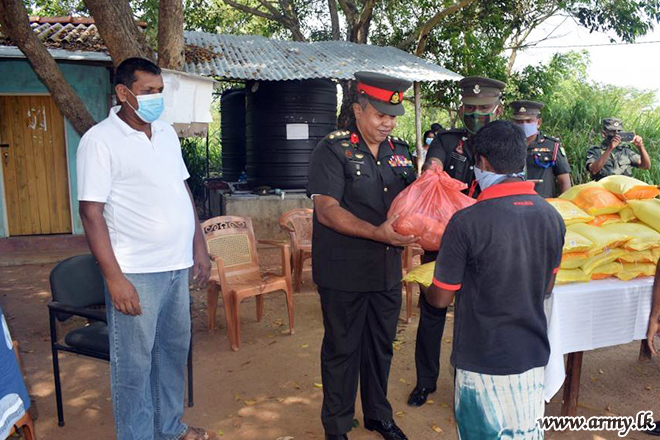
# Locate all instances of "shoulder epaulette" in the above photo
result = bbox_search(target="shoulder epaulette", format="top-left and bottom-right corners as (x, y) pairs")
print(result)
(389, 136), (409, 146)
(542, 134), (560, 143)
(324, 130), (351, 141)
(439, 129), (467, 138)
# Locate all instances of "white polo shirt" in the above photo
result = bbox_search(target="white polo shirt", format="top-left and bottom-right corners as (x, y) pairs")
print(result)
(77, 107), (195, 273)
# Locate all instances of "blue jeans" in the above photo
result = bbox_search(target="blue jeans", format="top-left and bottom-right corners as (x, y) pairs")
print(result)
(105, 269), (190, 440)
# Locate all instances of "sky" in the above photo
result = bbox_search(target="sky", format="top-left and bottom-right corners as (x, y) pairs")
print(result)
(512, 15), (660, 95)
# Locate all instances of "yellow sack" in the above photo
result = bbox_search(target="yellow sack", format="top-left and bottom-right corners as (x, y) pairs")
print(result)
(581, 248), (627, 274)
(628, 199), (660, 233)
(618, 250), (658, 264)
(590, 261), (623, 280)
(619, 206), (637, 222)
(546, 198), (594, 225)
(601, 223), (660, 251)
(587, 214), (622, 227)
(559, 182), (626, 216)
(599, 175), (660, 200)
(561, 252), (590, 269)
(563, 230), (594, 253)
(556, 268), (590, 285)
(402, 262), (435, 287)
(616, 263), (657, 281)
(567, 223), (631, 254)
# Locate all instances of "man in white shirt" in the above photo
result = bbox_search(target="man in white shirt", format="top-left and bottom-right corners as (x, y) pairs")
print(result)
(77, 58), (215, 440)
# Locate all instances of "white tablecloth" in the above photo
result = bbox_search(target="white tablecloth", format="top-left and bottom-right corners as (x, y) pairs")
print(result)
(543, 278), (654, 402)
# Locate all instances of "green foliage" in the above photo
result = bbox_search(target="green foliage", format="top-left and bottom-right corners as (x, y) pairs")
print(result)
(25, 0), (87, 15)
(393, 50), (660, 187)
(180, 95), (222, 203)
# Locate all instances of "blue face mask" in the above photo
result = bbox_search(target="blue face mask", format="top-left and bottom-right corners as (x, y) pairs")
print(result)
(474, 165), (525, 191)
(425, 137), (434, 146)
(520, 122), (539, 138)
(127, 90), (164, 123)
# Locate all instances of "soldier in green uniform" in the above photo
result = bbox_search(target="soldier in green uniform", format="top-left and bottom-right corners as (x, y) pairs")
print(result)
(510, 100), (572, 198)
(407, 76), (506, 408)
(586, 118), (651, 180)
(307, 71), (417, 440)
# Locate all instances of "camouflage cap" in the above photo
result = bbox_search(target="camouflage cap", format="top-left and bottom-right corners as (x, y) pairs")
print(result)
(354, 71), (412, 116)
(510, 100), (544, 120)
(603, 118), (623, 131)
(459, 76), (506, 105)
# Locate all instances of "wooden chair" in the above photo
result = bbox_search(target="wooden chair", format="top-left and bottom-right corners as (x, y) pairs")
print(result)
(5, 343), (36, 440)
(401, 244), (425, 323)
(203, 216), (294, 350)
(279, 208), (313, 293)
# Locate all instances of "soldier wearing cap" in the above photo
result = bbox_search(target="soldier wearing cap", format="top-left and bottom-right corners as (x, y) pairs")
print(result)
(307, 71), (417, 440)
(510, 100), (572, 198)
(407, 76), (505, 408)
(586, 118), (651, 180)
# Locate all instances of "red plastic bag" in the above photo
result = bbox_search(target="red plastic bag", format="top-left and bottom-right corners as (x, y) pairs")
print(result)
(387, 163), (476, 251)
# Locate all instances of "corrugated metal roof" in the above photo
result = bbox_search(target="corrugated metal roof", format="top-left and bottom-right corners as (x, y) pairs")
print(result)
(183, 32), (461, 83)
(0, 45), (111, 62)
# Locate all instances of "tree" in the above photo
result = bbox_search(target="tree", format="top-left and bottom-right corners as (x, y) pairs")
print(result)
(2, 0), (185, 135)
(0, 0), (96, 134)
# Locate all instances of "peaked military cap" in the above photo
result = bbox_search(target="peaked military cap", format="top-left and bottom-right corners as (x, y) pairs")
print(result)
(510, 100), (544, 120)
(459, 76), (505, 105)
(603, 117), (623, 131)
(354, 71), (412, 116)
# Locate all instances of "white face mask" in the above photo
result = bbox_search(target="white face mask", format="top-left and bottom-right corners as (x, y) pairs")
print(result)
(474, 159), (526, 191)
(474, 166), (507, 191)
(520, 122), (539, 138)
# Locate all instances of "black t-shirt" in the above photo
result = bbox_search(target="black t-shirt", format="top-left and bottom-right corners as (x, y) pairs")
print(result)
(306, 125), (415, 292)
(526, 132), (571, 198)
(433, 181), (565, 375)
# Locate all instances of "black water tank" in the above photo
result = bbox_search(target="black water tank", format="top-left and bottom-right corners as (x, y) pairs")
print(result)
(245, 79), (337, 189)
(221, 88), (246, 182)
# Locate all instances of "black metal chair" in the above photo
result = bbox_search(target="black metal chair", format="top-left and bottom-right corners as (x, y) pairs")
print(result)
(48, 254), (194, 427)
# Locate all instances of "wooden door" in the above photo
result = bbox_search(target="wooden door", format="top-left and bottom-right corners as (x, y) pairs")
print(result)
(0, 95), (72, 235)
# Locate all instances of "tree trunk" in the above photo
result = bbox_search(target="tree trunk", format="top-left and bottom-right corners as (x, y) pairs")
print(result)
(328, 0), (341, 40)
(0, 0), (96, 135)
(337, 79), (357, 129)
(158, 0), (185, 70)
(84, 0), (154, 65)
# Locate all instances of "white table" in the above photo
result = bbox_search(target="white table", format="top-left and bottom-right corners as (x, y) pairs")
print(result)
(544, 278), (654, 415)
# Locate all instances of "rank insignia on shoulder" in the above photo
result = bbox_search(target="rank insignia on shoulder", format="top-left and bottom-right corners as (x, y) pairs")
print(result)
(355, 152), (364, 159)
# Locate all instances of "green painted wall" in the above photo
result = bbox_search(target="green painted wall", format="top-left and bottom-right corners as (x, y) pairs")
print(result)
(0, 58), (111, 237)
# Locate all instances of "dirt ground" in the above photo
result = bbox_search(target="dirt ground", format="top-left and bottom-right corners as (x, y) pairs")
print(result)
(1, 252), (659, 440)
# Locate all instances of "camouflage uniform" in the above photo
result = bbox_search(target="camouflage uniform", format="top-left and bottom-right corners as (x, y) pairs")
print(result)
(585, 118), (642, 181)
(585, 142), (641, 181)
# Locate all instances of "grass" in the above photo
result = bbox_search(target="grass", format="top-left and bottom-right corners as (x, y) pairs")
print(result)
(393, 80), (660, 186)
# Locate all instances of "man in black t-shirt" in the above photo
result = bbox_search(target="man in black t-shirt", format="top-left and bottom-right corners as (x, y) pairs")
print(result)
(427, 121), (565, 440)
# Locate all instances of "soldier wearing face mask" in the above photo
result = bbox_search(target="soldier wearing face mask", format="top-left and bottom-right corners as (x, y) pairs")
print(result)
(407, 76), (505, 409)
(510, 100), (572, 198)
(423, 76), (506, 197)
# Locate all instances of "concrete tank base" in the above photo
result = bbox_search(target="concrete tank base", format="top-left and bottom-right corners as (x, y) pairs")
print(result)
(209, 191), (312, 240)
